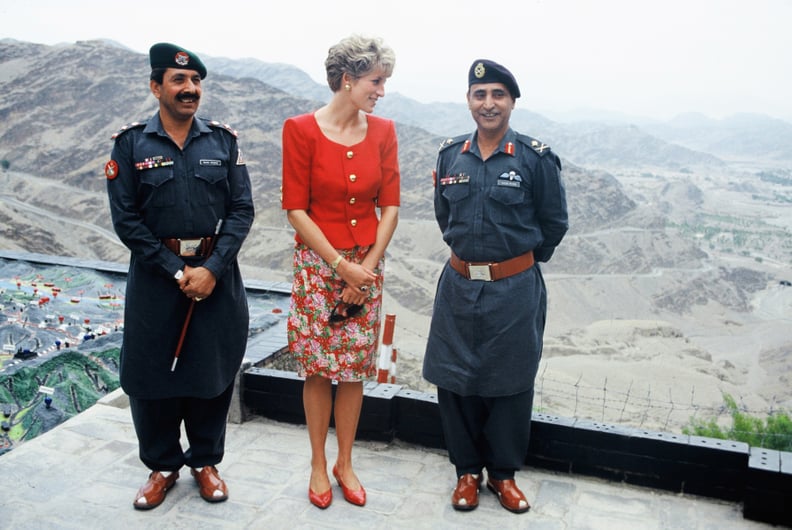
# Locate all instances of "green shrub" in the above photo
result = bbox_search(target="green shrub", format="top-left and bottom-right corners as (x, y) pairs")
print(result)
(683, 394), (792, 451)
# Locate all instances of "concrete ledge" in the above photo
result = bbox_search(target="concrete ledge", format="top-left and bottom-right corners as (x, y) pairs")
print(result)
(97, 387), (129, 409)
(243, 367), (305, 424)
(683, 436), (748, 501)
(394, 388), (444, 449)
(743, 447), (792, 525)
(359, 382), (400, 442)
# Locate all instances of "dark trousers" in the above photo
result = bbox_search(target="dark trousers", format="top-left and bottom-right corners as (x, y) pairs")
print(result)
(437, 387), (534, 480)
(129, 381), (235, 471)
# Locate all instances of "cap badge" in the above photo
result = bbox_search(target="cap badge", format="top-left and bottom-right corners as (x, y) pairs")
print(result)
(474, 62), (486, 79)
(174, 51), (190, 67)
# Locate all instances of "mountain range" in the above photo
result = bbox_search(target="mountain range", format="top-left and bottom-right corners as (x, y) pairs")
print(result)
(1, 39), (790, 427)
(204, 51), (792, 167)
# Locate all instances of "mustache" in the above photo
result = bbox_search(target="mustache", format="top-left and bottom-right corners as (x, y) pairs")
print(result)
(176, 92), (200, 102)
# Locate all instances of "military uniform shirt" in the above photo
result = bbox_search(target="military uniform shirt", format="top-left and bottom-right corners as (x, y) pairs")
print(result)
(107, 112), (254, 399)
(423, 128), (568, 397)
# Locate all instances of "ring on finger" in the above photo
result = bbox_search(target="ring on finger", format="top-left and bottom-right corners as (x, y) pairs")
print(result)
(359, 286), (368, 292)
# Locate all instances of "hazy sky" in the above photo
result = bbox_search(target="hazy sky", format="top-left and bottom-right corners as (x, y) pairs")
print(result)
(3, 0), (790, 122)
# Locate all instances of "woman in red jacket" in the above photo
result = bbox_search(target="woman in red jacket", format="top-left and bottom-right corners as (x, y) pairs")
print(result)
(281, 34), (399, 509)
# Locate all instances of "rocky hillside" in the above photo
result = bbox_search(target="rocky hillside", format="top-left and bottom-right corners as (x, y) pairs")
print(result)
(2, 38), (791, 426)
(1, 40), (787, 296)
(0, 40), (643, 275)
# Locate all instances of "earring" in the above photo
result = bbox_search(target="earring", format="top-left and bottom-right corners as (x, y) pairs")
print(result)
(344, 83), (351, 91)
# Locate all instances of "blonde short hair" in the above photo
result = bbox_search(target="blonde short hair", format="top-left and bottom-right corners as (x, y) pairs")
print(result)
(325, 34), (396, 92)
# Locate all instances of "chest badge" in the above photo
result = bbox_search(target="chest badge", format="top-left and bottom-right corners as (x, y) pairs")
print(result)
(135, 155), (174, 171)
(497, 171), (522, 188)
(440, 173), (470, 186)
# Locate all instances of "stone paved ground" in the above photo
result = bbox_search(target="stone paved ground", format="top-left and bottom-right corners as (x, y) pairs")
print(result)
(0, 389), (771, 529)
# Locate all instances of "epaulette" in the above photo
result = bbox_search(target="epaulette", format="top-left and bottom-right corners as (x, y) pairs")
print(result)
(110, 121), (146, 140)
(516, 133), (553, 156)
(205, 119), (239, 138)
(437, 134), (468, 153)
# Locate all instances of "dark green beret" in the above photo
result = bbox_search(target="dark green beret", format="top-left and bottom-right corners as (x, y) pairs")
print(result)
(149, 42), (207, 79)
(468, 59), (520, 99)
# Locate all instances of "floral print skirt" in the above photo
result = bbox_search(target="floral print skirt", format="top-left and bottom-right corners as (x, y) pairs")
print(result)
(287, 243), (383, 381)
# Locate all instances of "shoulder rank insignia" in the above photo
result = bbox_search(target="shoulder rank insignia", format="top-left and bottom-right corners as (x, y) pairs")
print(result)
(110, 121), (145, 140)
(208, 120), (238, 137)
(438, 134), (467, 153)
(516, 133), (552, 156)
(530, 139), (550, 153)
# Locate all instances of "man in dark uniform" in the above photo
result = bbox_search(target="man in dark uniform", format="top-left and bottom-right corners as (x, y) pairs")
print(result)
(423, 59), (568, 514)
(106, 42), (254, 510)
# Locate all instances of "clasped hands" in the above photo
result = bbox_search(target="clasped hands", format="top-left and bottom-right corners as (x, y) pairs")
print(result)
(338, 260), (377, 305)
(177, 265), (216, 302)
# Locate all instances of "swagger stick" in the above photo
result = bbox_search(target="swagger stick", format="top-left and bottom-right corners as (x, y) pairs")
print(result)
(171, 219), (223, 372)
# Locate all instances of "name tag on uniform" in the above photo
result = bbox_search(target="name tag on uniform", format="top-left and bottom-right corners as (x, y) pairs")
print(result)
(199, 159), (222, 167)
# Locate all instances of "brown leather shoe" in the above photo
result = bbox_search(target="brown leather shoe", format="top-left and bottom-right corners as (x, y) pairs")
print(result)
(133, 470), (179, 510)
(487, 478), (531, 513)
(191, 466), (228, 503)
(451, 473), (482, 511)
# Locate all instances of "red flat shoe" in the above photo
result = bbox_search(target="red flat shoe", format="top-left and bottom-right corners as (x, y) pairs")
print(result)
(309, 487), (333, 509)
(332, 465), (366, 506)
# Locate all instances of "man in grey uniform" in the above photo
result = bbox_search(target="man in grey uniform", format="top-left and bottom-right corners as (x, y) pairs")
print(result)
(106, 42), (254, 510)
(423, 59), (568, 514)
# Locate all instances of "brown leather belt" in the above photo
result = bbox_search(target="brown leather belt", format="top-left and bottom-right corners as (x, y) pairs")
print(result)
(450, 250), (534, 281)
(161, 237), (213, 257)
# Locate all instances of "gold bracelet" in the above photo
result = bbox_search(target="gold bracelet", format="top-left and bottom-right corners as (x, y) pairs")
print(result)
(330, 255), (343, 270)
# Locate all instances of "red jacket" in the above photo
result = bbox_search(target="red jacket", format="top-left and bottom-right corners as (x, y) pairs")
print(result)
(281, 113), (400, 248)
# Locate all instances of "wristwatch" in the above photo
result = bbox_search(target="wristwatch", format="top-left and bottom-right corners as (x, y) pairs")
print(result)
(174, 269), (184, 280)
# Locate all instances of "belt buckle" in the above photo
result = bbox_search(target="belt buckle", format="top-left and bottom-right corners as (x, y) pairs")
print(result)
(467, 263), (493, 281)
(178, 238), (203, 257)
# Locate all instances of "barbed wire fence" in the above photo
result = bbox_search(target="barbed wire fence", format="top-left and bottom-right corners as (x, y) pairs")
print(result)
(532, 363), (791, 447)
(267, 318), (791, 448)
(388, 321), (792, 448)
(535, 365), (708, 432)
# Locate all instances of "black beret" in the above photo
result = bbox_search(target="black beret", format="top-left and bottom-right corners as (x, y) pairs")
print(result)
(468, 59), (520, 99)
(149, 42), (207, 79)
